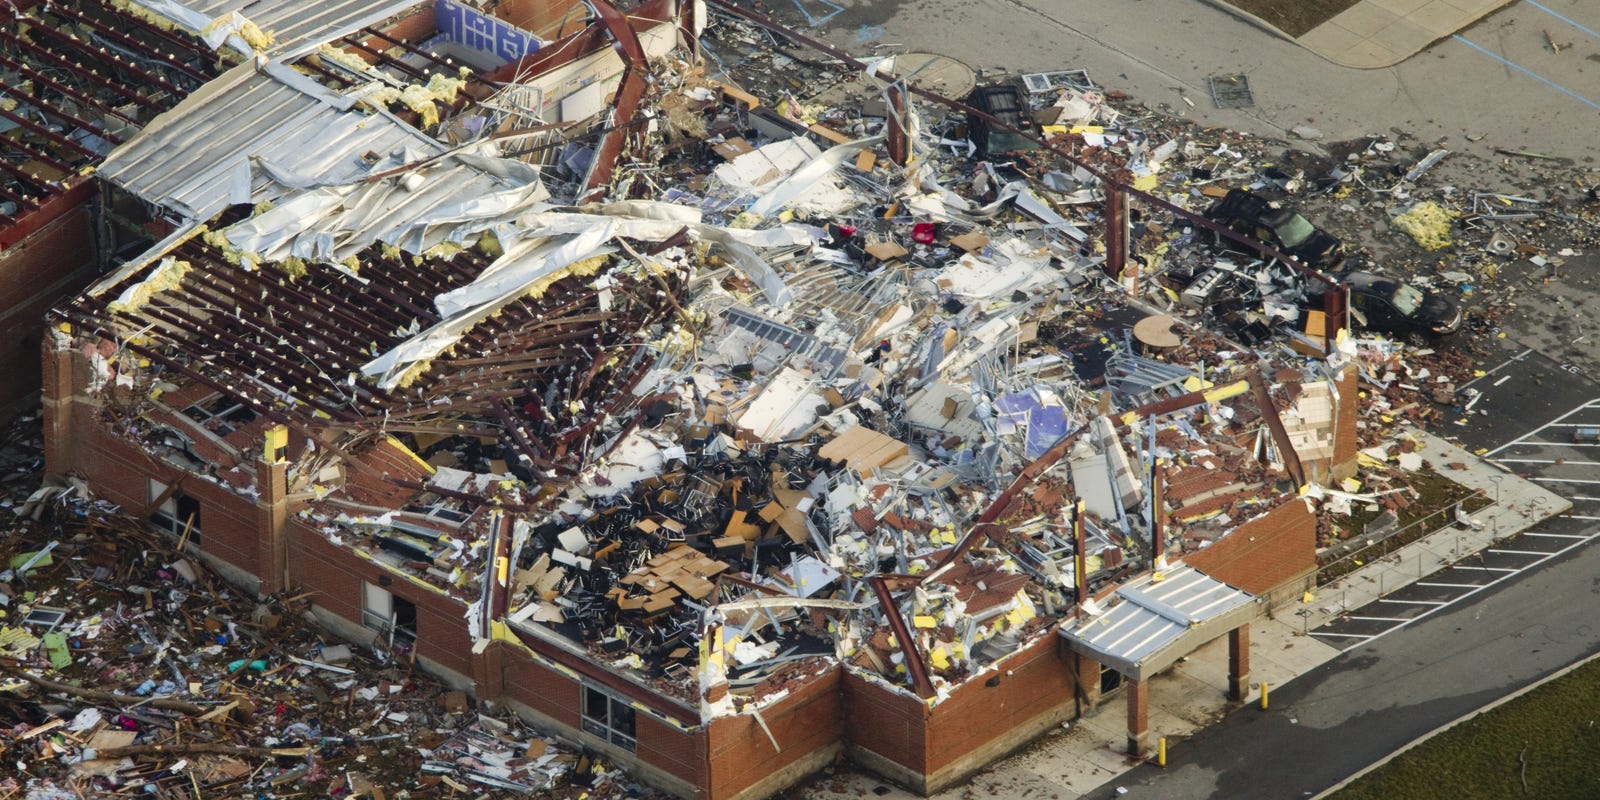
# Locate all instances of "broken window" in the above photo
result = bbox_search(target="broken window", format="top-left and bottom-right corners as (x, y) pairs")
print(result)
(363, 582), (418, 645)
(402, 496), (474, 526)
(581, 686), (636, 750)
(181, 394), (259, 436)
(148, 479), (201, 549)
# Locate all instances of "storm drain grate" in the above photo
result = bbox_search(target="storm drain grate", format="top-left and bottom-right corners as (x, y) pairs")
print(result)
(1207, 74), (1255, 109)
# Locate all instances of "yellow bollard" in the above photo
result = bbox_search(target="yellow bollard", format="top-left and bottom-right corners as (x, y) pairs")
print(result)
(1260, 681), (1269, 710)
(1157, 737), (1166, 767)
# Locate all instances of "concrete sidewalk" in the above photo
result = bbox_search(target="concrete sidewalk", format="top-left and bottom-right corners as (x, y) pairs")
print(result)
(1207, 0), (1517, 68)
(803, 427), (1570, 799)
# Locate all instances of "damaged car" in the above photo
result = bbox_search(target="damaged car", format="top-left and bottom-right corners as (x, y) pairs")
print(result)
(1314, 271), (1463, 340)
(1206, 187), (1345, 269)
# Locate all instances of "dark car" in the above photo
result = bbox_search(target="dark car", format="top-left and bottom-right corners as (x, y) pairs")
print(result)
(1314, 271), (1462, 340)
(965, 83), (1040, 160)
(1206, 188), (1345, 268)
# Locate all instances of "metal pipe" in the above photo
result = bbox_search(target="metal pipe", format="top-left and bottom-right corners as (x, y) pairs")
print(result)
(868, 575), (937, 699)
(1246, 369), (1305, 488)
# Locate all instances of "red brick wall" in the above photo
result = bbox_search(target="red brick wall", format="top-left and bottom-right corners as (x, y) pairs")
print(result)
(53, 398), (260, 578)
(925, 632), (1073, 773)
(1184, 499), (1316, 595)
(288, 527), (474, 678)
(842, 670), (927, 772)
(0, 206), (96, 416)
(503, 649), (583, 730)
(637, 712), (706, 788)
(706, 667), (842, 798)
(1332, 366), (1359, 475)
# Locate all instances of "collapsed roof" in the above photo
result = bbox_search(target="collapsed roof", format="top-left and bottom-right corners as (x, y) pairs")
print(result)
(50, 0), (1367, 717)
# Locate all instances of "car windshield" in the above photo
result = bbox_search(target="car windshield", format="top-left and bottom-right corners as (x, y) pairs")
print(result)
(1274, 214), (1317, 249)
(1391, 282), (1424, 315)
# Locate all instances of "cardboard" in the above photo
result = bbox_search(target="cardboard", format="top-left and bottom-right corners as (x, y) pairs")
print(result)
(865, 240), (908, 261)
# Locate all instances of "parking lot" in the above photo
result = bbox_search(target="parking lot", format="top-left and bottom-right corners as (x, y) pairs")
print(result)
(1309, 399), (1600, 650)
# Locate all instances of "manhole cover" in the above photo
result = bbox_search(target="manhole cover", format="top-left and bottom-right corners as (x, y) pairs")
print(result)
(1207, 74), (1255, 109)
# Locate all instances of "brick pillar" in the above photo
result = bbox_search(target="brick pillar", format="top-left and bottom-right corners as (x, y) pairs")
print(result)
(1104, 187), (1129, 284)
(1330, 366), (1360, 482)
(255, 458), (289, 595)
(472, 639), (507, 700)
(1074, 652), (1101, 710)
(41, 343), (77, 475)
(1126, 677), (1148, 755)
(1228, 624), (1250, 702)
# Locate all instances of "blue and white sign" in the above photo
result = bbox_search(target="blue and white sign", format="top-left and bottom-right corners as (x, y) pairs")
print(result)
(435, 0), (543, 66)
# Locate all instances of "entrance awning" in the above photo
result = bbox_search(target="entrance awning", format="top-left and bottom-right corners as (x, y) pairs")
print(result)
(1059, 564), (1257, 680)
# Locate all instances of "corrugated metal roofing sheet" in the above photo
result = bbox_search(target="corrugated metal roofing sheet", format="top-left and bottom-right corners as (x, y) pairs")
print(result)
(1061, 564), (1255, 679)
(134, 0), (421, 55)
(98, 63), (443, 222)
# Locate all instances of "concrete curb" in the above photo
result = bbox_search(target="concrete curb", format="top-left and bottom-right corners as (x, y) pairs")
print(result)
(1310, 647), (1600, 799)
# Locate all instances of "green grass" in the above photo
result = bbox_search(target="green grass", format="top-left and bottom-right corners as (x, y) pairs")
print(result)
(1332, 658), (1600, 799)
(1216, 0), (1361, 37)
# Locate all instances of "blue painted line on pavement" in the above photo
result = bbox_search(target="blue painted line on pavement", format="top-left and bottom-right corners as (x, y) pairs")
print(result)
(1452, 35), (1600, 113)
(1524, 0), (1600, 43)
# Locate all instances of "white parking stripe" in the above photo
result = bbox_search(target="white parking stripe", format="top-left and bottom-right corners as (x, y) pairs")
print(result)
(1497, 458), (1600, 465)
(1416, 581), (1478, 588)
(1533, 477), (1600, 484)
(1310, 631), (1374, 640)
(1457, 348), (1533, 391)
(1523, 532), (1588, 539)
(1486, 400), (1600, 456)
(1346, 616), (1408, 622)
(1485, 549), (1545, 556)
(1376, 598), (1446, 605)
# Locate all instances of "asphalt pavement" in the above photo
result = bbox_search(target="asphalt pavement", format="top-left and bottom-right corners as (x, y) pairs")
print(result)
(800, 0), (1600, 163)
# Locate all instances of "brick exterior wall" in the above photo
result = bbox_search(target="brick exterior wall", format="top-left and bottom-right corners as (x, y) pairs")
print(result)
(1, 205), (96, 418)
(638, 712), (707, 788)
(42, 346), (1107, 799)
(289, 527), (475, 678)
(1331, 366), (1360, 481)
(1184, 499), (1316, 598)
(843, 670), (926, 773)
(706, 667), (842, 798)
(843, 632), (1077, 792)
(925, 632), (1074, 774)
(503, 649), (584, 730)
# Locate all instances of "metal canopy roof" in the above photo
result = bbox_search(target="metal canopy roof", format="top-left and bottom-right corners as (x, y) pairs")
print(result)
(1060, 564), (1256, 680)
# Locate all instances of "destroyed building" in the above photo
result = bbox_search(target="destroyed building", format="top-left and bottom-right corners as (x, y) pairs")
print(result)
(32, 1), (1379, 797)
(0, 0), (226, 417)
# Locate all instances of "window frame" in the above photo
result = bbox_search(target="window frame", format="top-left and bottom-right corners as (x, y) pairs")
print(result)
(147, 479), (201, 549)
(580, 685), (637, 751)
(362, 582), (418, 645)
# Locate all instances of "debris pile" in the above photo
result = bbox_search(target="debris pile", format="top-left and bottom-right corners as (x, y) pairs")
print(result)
(0, 479), (658, 800)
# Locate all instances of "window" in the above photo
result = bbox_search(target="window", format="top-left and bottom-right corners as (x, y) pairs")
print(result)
(148, 479), (201, 548)
(362, 582), (417, 645)
(582, 686), (636, 750)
